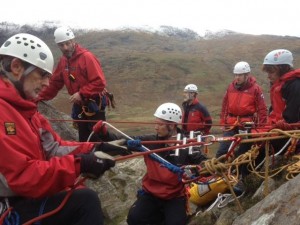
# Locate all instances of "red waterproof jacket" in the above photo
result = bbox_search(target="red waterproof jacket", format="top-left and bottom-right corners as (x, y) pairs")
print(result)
(39, 44), (106, 100)
(269, 69), (300, 124)
(132, 134), (206, 200)
(0, 77), (93, 198)
(220, 76), (267, 125)
(182, 98), (212, 134)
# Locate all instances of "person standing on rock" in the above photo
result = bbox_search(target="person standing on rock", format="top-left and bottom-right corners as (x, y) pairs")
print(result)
(38, 26), (109, 142)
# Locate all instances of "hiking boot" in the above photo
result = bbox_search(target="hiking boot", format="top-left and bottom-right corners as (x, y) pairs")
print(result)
(233, 179), (245, 197)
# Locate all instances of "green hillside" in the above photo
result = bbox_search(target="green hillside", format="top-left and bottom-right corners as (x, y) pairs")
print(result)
(55, 30), (299, 134)
(1, 24), (300, 134)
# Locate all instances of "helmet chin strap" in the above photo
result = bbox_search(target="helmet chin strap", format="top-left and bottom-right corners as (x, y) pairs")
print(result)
(166, 124), (177, 139)
(23, 65), (36, 76)
(5, 65), (36, 99)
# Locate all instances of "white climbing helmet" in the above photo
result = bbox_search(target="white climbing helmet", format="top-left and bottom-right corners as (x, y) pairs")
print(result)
(263, 49), (293, 67)
(0, 33), (54, 74)
(184, 84), (198, 93)
(233, 61), (251, 74)
(54, 26), (75, 44)
(154, 103), (182, 124)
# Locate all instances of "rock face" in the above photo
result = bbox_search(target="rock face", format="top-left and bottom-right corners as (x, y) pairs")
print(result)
(38, 101), (78, 141)
(232, 175), (300, 225)
(38, 101), (146, 224)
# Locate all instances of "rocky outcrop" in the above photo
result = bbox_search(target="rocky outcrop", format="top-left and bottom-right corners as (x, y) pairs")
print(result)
(232, 175), (300, 225)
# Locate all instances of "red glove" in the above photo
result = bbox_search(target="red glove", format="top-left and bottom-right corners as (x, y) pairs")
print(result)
(93, 120), (108, 135)
(272, 120), (293, 130)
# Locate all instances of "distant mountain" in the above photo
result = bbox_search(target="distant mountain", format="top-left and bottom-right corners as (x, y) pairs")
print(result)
(203, 29), (239, 39)
(0, 21), (245, 42)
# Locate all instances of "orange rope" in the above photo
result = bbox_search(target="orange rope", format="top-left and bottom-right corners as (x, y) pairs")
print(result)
(114, 141), (205, 162)
(48, 118), (300, 129)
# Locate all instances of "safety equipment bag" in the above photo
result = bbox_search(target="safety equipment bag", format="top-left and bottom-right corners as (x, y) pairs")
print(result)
(187, 176), (229, 206)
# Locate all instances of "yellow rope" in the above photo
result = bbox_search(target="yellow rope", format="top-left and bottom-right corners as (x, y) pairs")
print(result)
(235, 129), (300, 143)
(286, 155), (300, 180)
(192, 129), (300, 210)
(264, 141), (270, 196)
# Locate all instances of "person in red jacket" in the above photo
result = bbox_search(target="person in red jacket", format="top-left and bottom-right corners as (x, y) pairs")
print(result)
(0, 33), (115, 225)
(216, 61), (268, 158)
(263, 49), (300, 125)
(38, 26), (107, 142)
(93, 103), (208, 225)
(182, 84), (212, 135)
(262, 49), (300, 153)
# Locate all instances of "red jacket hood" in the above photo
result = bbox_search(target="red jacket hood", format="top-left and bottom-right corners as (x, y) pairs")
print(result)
(279, 69), (300, 82)
(0, 77), (37, 118)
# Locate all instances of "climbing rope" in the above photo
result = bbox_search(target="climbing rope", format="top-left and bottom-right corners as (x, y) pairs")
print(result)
(46, 117), (300, 210)
(126, 139), (183, 175)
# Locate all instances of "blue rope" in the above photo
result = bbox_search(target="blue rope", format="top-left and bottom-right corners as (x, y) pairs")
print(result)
(2, 197), (48, 225)
(33, 197), (49, 225)
(127, 139), (183, 175)
(4, 210), (20, 225)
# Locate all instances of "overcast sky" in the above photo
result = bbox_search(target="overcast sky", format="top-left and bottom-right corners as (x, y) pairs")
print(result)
(2, 0), (299, 37)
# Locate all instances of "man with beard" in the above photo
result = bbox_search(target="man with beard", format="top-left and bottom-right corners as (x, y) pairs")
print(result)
(38, 26), (108, 142)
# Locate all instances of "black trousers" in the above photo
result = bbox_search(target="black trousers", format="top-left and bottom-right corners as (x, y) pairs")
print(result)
(9, 188), (103, 225)
(77, 111), (106, 142)
(216, 130), (237, 158)
(127, 192), (188, 225)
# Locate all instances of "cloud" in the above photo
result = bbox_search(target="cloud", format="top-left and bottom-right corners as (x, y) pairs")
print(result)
(2, 0), (300, 37)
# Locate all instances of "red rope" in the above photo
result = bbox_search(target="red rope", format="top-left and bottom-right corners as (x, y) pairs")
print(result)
(225, 137), (242, 159)
(89, 139), (199, 145)
(114, 141), (205, 162)
(47, 118), (300, 130)
(0, 207), (13, 224)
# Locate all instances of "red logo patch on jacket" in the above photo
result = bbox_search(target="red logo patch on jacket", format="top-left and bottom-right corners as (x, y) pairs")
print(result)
(4, 122), (16, 135)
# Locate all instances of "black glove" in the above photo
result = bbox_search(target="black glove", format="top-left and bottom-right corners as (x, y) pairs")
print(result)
(79, 152), (115, 179)
(94, 139), (131, 156)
